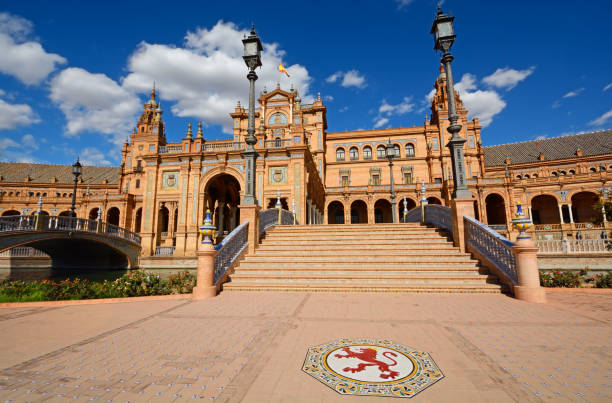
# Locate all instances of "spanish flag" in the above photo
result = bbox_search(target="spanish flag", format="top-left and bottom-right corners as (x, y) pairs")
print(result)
(278, 63), (290, 77)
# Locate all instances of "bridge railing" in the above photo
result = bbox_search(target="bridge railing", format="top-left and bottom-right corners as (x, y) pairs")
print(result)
(214, 221), (248, 284)
(0, 215), (141, 245)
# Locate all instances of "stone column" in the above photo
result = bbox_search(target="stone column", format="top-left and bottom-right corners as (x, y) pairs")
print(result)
(527, 205), (532, 221)
(218, 201), (225, 235)
(557, 204), (564, 224)
(450, 198), (475, 253)
(568, 203), (574, 223)
(193, 240), (216, 300)
(239, 204), (260, 255)
(602, 206), (608, 223)
(229, 205), (237, 232)
(513, 237), (546, 303)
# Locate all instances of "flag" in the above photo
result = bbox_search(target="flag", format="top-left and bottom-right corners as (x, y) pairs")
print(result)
(278, 63), (290, 77)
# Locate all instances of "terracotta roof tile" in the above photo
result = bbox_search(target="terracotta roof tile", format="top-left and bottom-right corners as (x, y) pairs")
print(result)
(0, 162), (120, 185)
(483, 130), (612, 167)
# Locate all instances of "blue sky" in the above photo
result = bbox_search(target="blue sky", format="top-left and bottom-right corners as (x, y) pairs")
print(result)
(0, 0), (609, 166)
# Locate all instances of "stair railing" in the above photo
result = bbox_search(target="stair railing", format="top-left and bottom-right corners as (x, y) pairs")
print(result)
(259, 208), (279, 236)
(404, 205), (452, 237)
(464, 215), (517, 285)
(214, 221), (249, 284)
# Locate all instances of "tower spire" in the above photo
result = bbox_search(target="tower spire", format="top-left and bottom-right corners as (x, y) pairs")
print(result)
(196, 121), (203, 138)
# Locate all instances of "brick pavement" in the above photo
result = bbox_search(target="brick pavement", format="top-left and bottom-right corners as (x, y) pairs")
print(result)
(0, 290), (610, 402)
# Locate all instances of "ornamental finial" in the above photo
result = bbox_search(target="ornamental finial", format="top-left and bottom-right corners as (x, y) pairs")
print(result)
(511, 202), (532, 240)
(196, 121), (203, 138)
(199, 209), (216, 244)
(186, 122), (193, 138)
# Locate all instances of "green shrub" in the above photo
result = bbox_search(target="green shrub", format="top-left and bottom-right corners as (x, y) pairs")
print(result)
(0, 270), (197, 302)
(539, 270), (583, 288)
(594, 272), (612, 288)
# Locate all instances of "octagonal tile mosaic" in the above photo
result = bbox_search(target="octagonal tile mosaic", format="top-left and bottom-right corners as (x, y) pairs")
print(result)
(302, 338), (443, 398)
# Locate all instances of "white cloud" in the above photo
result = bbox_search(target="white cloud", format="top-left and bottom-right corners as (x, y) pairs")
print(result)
(50, 67), (141, 143)
(0, 13), (66, 85)
(21, 134), (38, 150)
(562, 87), (584, 98)
(374, 117), (389, 129)
(80, 147), (112, 166)
(378, 97), (414, 116)
(325, 69), (366, 89)
(552, 100), (562, 109)
(604, 83), (612, 92)
(482, 66), (535, 90)
(534, 134), (548, 140)
(323, 95), (334, 102)
(395, 0), (415, 9)
(454, 73), (506, 127)
(122, 21), (313, 134)
(0, 96), (40, 130)
(339, 106), (349, 112)
(589, 109), (612, 126)
(0, 134), (40, 162)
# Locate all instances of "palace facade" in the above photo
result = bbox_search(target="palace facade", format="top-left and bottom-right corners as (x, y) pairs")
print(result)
(0, 68), (610, 257)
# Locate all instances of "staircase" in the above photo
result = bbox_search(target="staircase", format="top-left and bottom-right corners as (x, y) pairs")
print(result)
(223, 223), (504, 293)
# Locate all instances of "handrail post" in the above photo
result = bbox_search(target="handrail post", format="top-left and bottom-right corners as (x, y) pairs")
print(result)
(239, 204), (260, 255)
(194, 210), (217, 299)
(511, 203), (546, 303)
(450, 198), (474, 252)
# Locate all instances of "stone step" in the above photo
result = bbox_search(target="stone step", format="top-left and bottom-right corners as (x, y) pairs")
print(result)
(253, 249), (464, 256)
(232, 267), (486, 274)
(275, 224), (423, 230)
(231, 272), (494, 281)
(256, 244), (460, 252)
(236, 262), (480, 269)
(242, 255), (477, 263)
(262, 239), (451, 246)
(268, 227), (441, 234)
(223, 282), (504, 293)
(263, 234), (449, 241)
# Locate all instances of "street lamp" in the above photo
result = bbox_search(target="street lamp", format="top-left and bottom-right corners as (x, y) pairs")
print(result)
(386, 139), (397, 223)
(431, 6), (472, 199)
(241, 24), (263, 205)
(70, 158), (82, 218)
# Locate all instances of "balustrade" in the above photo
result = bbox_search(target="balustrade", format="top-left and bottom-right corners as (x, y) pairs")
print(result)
(536, 239), (611, 254)
(259, 209), (279, 236)
(423, 205), (452, 235)
(203, 142), (244, 152)
(155, 246), (175, 256)
(158, 145), (183, 154)
(213, 222), (248, 284)
(264, 139), (292, 149)
(464, 216), (517, 284)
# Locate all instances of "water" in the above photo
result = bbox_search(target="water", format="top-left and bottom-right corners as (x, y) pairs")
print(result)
(0, 268), (128, 283)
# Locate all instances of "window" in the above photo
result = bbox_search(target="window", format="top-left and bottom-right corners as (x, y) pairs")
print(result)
(195, 143), (200, 151)
(341, 175), (349, 186)
(363, 146), (372, 160)
(516, 175), (522, 180)
(569, 170), (575, 175)
(293, 136), (301, 144)
(184, 143), (189, 151)
(371, 174), (381, 185)
(349, 147), (358, 160)
(432, 137), (439, 150)
(405, 144), (415, 158)
(275, 137), (282, 147)
(468, 136), (475, 148)
(552, 171), (558, 177)
(149, 144), (155, 152)
(434, 178), (442, 183)
(135, 179), (140, 189)
(590, 167), (597, 173)
(533, 173), (538, 178)
(393, 144), (400, 157)
(377, 145), (386, 159)
(235, 120), (239, 127)
(403, 172), (413, 184)
(336, 147), (345, 161)
(524, 174), (530, 179)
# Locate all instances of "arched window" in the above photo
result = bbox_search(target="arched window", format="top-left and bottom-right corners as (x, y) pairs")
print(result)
(336, 148), (345, 161)
(268, 112), (288, 126)
(349, 147), (358, 160)
(377, 145), (386, 159)
(590, 167), (597, 173)
(532, 173), (538, 178)
(275, 137), (282, 147)
(551, 171), (557, 177)
(393, 144), (400, 157)
(569, 170), (575, 175)
(363, 146), (372, 160)
(560, 171), (566, 176)
(516, 175), (522, 180)
(405, 143), (415, 158)
(524, 174), (530, 179)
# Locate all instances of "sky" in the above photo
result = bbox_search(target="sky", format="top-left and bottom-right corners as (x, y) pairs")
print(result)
(0, 0), (609, 166)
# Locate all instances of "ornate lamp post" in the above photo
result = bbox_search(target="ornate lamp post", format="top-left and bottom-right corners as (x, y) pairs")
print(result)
(70, 158), (82, 217)
(386, 139), (397, 223)
(431, 7), (471, 199)
(241, 24), (263, 205)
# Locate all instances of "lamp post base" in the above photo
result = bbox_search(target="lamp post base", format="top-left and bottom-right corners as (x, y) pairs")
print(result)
(193, 242), (216, 300)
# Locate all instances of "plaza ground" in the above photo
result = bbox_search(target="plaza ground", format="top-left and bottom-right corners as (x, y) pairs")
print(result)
(0, 290), (610, 402)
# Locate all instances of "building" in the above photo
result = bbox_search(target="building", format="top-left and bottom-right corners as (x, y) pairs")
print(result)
(0, 68), (610, 259)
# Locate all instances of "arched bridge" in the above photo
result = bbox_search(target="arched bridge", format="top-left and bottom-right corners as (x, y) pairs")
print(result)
(0, 215), (141, 269)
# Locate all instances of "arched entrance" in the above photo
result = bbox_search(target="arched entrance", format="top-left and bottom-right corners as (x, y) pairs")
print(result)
(398, 198), (417, 222)
(203, 173), (241, 238)
(158, 205), (170, 234)
(531, 195), (560, 224)
(485, 194), (507, 225)
(88, 208), (99, 220)
(427, 197), (442, 205)
(134, 208), (142, 233)
(106, 207), (120, 226)
(350, 200), (368, 224)
(2, 210), (20, 216)
(327, 201), (345, 224)
(571, 192), (599, 222)
(374, 199), (392, 223)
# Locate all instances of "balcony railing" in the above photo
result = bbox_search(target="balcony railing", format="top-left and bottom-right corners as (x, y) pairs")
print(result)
(537, 239), (611, 254)
(155, 246), (175, 256)
(159, 145), (183, 154)
(203, 142), (244, 152)
(264, 139), (292, 149)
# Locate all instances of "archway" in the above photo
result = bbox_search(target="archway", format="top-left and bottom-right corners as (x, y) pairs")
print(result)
(327, 201), (345, 224)
(485, 194), (507, 225)
(134, 208), (142, 233)
(2, 210), (20, 216)
(571, 192), (599, 223)
(88, 208), (99, 220)
(106, 207), (120, 226)
(374, 199), (392, 223)
(350, 200), (368, 224)
(203, 173), (241, 238)
(530, 195), (560, 224)
(29, 210), (49, 215)
(158, 205), (169, 234)
(398, 198), (417, 222)
(59, 211), (72, 217)
(427, 197), (442, 205)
